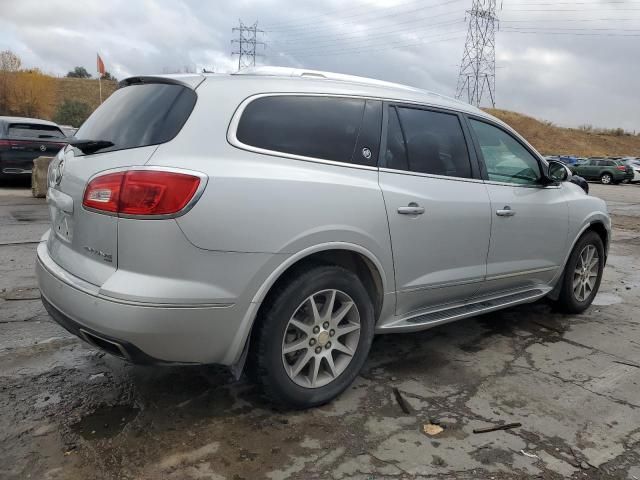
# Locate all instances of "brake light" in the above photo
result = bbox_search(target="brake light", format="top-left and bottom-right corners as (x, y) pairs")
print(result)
(0, 140), (11, 147)
(616, 165), (626, 171)
(83, 170), (202, 216)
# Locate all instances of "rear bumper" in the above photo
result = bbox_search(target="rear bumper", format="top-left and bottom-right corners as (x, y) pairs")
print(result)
(36, 241), (249, 365)
(0, 156), (35, 175)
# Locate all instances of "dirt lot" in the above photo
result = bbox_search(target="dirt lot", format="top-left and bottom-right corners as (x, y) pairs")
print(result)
(1, 181), (639, 480)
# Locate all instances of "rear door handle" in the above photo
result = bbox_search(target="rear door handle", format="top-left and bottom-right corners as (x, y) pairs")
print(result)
(398, 203), (425, 215)
(496, 206), (515, 217)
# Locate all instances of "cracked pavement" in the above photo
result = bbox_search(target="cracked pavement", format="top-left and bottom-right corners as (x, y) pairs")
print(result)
(1, 181), (639, 480)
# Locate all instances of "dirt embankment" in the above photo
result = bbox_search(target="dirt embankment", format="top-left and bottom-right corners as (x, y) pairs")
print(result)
(49, 77), (118, 115)
(486, 108), (640, 157)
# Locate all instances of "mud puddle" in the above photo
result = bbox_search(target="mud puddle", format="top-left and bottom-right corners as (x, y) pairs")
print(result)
(71, 404), (139, 440)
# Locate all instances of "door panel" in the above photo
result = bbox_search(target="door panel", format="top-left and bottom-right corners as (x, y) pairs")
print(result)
(466, 117), (569, 294)
(380, 173), (491, 315)
(380, 105), (491, 315)
(481, 184), (569, 293)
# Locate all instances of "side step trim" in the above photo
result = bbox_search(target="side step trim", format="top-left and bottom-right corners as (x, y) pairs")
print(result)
(377, 288), (547, 333)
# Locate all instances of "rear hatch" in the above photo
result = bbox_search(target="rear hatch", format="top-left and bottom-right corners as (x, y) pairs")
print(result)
(0, 123), (66, 174)
(46, 77), (200, 286)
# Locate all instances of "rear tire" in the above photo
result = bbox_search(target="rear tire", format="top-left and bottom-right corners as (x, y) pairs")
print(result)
(553, 231), (604, 314)
(600, 173), (612, 185)
(249, 265), (375, 409)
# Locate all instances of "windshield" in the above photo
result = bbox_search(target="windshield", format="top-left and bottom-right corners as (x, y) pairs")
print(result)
(74, 82), (197, 155)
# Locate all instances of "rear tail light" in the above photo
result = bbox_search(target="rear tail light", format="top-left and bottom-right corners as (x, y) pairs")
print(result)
(0, 140), (11, 147)
(83, 169), (204, 217)
(616, 165), (626, 171)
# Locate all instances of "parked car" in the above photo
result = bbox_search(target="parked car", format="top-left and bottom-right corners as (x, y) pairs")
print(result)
(571, 158), (634, 184)
(0, 117), (67, 179)
(37, 67), (610, 408)
(624, 158), (640, 183)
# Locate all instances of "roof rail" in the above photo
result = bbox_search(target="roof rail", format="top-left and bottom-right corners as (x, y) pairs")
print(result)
(234, 66), (425, 93)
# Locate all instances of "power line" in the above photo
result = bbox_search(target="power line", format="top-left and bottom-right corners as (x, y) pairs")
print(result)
(266, 0), (465, 30)
(270, 18), (465, 54)
(269, 10), (462, 42)
(267, 0), (467, 33)
(231, 20), (266, 71)
(266, 31), (466, 59)
(501, 28), (640, 36)
(456, 0), (500, 108)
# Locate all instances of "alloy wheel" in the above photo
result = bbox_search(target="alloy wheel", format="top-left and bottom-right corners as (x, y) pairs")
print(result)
(281, 289), (361, 388)
(601, 174), (612, 184)
(573, 244), (600, 302)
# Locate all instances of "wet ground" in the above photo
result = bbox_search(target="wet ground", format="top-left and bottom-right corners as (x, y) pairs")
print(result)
(1, 180), (639, 480)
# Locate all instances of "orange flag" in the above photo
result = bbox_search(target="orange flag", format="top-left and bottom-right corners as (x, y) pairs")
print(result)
(97, 54), (105, 75)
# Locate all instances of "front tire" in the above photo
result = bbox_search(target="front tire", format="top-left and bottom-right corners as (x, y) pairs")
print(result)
(600, 173), (613, 185)
(553, 231), (604, 314)
(250, 265), (375, 408)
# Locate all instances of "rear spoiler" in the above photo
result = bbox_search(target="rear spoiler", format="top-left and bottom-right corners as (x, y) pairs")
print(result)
(118, 75), (205, 90)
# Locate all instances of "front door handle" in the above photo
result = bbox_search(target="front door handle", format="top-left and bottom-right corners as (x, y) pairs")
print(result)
(398, 203), (425, 215)
(496, 206), (515, 217)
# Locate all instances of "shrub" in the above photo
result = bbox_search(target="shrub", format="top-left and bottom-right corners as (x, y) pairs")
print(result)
(53, 99), (92, 127)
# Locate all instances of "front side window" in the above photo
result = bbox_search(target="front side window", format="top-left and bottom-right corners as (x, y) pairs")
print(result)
(469, 119), (541, 185)
(236, 96), (377, 165)
(385, 106), (472, 178)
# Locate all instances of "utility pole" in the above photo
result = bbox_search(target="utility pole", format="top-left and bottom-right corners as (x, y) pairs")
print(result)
(231, 20), (265, 71)
(456, 0), (500, 108)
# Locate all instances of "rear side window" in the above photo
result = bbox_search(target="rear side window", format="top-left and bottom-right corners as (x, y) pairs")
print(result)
(385, 106), (472, 179)
(236, 96), (379, 166)
(74, 83), (196, 155)
(8, 123), (65, 139)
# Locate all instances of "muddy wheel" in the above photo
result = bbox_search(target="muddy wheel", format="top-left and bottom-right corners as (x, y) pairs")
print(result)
(553, 231), (604, 314)
(249, 265), (374, 409)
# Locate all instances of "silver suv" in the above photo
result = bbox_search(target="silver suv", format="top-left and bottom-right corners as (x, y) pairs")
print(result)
(37, 67), (610, 408)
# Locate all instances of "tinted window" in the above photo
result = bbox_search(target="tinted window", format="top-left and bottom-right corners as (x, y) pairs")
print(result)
(387, 106), (472, 178)
(237, 96), (366, 164)
(8, 123), (65, 139)
(74, 83), (196, 155)
(470, 119), (541, 185)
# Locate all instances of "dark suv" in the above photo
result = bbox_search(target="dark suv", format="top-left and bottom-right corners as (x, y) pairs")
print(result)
(0, 117), (67, 180)
(571, 158), (634, 185)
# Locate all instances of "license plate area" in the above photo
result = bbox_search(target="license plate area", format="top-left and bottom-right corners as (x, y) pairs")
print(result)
(53, 209), (74, 243)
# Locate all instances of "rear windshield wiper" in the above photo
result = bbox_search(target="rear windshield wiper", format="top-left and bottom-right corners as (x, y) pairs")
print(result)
(68, 139), (115, 154)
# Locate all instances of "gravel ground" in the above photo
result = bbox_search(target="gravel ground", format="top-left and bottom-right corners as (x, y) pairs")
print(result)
(1, 180), (639, 480)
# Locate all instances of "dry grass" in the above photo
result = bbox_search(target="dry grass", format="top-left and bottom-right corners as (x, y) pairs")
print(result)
(485, 108), (640, 157)
(49, 77), (117, 119)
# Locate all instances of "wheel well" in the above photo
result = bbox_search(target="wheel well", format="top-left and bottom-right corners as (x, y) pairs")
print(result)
(588, 221), (609, 254)
(257, 249), (384, 323)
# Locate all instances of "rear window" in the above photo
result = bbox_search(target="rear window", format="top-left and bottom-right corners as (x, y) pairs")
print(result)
(236, 95), (379, 165)
(74, 82), (196, 155)
(8, 123), (65, 139)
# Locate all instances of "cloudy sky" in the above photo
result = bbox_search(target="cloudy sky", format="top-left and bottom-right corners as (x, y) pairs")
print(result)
(1, 0), (638, 130)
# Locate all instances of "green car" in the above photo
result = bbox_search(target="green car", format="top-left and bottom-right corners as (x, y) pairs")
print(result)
(571, 158), (634, 185)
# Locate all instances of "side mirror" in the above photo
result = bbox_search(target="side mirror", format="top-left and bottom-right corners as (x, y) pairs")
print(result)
(547, 160), (571, 183)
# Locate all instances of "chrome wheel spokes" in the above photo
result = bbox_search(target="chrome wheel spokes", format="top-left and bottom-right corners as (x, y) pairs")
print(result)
(281, 289), (361, 388)
(573, 244), (599, 302)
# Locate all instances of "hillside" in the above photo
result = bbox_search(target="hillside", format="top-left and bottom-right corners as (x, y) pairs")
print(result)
(52, 77), (117, 114)
(486, 109), (640, 157)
